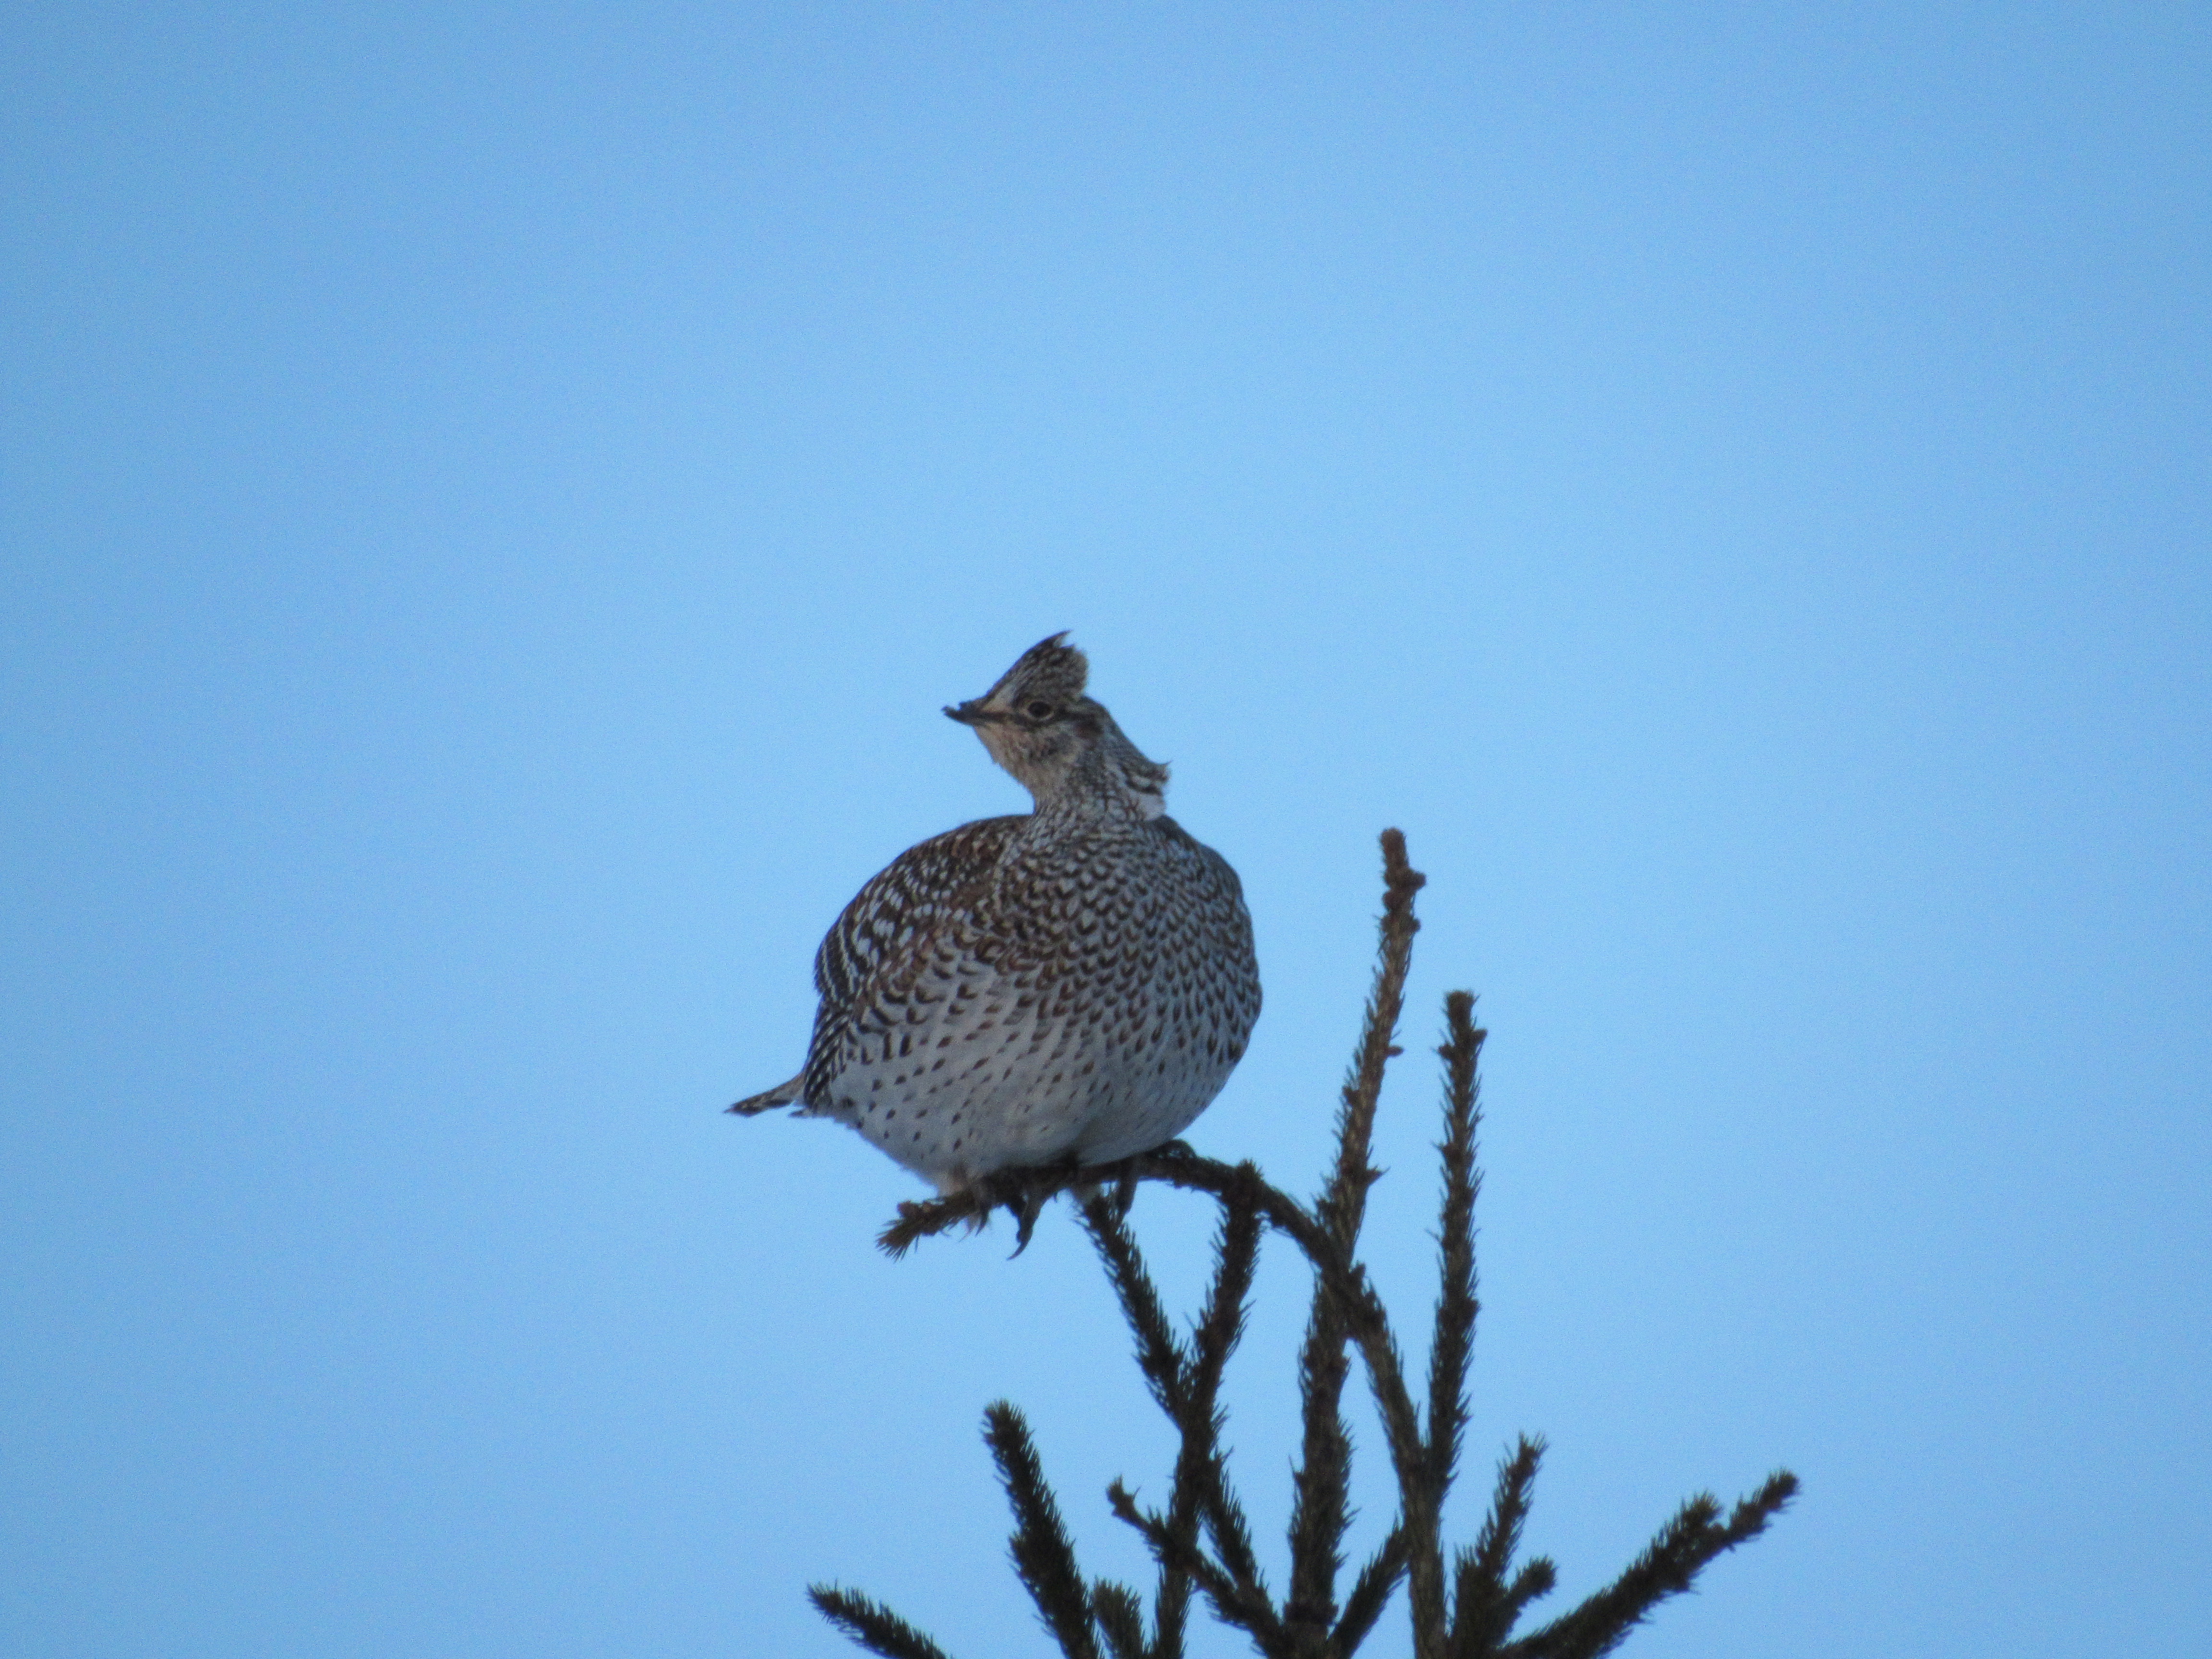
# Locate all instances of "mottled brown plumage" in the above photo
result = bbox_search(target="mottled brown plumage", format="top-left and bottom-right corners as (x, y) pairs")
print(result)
(731, 634), (1261, 1195)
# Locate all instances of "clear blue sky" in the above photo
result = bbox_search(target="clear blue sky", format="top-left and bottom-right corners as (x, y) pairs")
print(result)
(4, 5), (2206, 1656)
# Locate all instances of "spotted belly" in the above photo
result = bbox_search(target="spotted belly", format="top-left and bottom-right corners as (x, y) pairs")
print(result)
(813, 972), (1246, 1192)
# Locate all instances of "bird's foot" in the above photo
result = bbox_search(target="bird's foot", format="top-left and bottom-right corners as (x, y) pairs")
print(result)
(968, 1155), (1087, 1256)
(879, 1144), (1199, 1257)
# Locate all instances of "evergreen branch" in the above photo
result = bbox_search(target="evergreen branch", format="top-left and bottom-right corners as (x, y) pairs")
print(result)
(1474, 1438), (1545, 1587)
(1334, 1523), (1410, 1654)
(851, 1138), (1793, 1659)
(880, 1196), (986, 1256)
(1180, 1192), (1269, 1607)
(1185, 1185), (1274, 1601)
(1320, 827), (1427, 1243)
(857, 837), (1798, 1659)
(1089, 1580), (1150, 1659)
(1451, 1551), (1559, 1659)
(809, 1584), (960, 1659)
(1107, 1480), (1293, 1658)
(886, 1140), (1444, 1654)
(1291, 829), (1425, 1636)
(983, 1403), (1104, 1659)
(1501, 1559), (1559, 1637)
(1080, 1198), (1191, 1418)
(878, 1147), (1283, 1259)
(1450, 1436), (1546, 1656)
(878, 1154), (1438, 1622)
(879, 1147), (1424, 1488)
(1150, 1558), (1192, 1659)
(1382, 991), (1488, 1654)
(1194, 1451), (1268, 1612)
(1122, 1150), (1443, 1620)
(1335, 1298), (1444, 1658)
(871, 1159), (1442, 1646)
(1189, 1186), (1262, 1407)
(1144, 1482), (1200, 1659)
(1427, 995), (1484, 1495)
(1077, 1197), (1198, 1659)
(876, 1143), (1440, 1636)
(1083, 1182), (1267, 1658)
(1500, 1472), (1799, 1659)
(1284, 1296), (1355, 1635)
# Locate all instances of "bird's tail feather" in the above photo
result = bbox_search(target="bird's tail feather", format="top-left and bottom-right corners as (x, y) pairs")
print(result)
(728, 1072), (805, 1115)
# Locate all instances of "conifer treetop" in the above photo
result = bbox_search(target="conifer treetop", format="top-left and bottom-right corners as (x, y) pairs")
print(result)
(817, 831), (1797, 1659)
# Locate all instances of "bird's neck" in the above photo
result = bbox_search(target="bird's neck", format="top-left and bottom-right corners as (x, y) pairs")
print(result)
(1028, 750), (1163, 826)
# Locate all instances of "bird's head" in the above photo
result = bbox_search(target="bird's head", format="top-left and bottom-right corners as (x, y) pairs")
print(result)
(945, 632), (1168, 815)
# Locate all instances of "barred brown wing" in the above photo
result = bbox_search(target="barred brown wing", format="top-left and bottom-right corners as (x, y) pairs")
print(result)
(807, 815), (1025, 1043)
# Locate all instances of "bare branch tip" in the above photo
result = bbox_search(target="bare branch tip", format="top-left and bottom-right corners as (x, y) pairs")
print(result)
(1377, 827), (1428, 903)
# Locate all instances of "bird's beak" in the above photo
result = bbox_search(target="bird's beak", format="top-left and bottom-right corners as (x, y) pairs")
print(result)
(944, 700), (1001, 726)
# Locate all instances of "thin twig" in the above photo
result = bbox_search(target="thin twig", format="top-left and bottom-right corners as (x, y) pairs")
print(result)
(1402, 991), (1484, 1650)
(1189, 1188), (1263, 1410)
(1450, 1437), (1548, 1656)
(1089, 1580), (1150, 1659)
(1080, 1201), (1190, 1418)
(1501, 1473), (1799, 1659)
(808, 1585), (960, 1659)
(1428, 993), (1484, 1492)
(1295, 829), (1423, 1644)
(1283, 1298), (1355, 1637)
(1322, 827), (1429, 1243)
(1081, 1183), (1270, 1656)
(1335, 1524), (1410, 1654)
(1108, 1481), (1294, 1658)
(984, 1403), (1103, 1659)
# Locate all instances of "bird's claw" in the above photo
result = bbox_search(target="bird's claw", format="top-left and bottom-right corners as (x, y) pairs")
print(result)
(1111, 1160), (1140, 1217)
(974, 1155), (1090, 1257)
(1007, 1181), (1049, 1257)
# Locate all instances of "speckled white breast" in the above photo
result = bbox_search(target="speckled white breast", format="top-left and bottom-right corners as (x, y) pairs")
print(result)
(802, 811), (1260, 1192)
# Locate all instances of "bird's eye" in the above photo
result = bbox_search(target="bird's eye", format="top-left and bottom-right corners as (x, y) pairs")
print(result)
(1024, 700), (1056, 721)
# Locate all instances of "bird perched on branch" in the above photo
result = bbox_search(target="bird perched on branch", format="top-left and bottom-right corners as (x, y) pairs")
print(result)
(731, 633), (1261, 1210)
